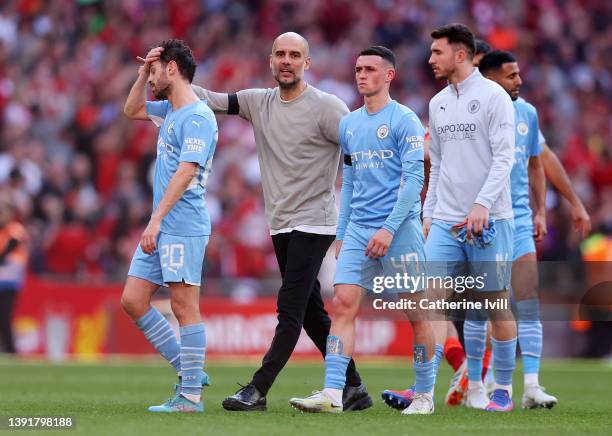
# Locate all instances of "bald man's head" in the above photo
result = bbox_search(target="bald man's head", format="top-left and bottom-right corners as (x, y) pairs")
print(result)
(272, 32), (310, 57)
(269, 32), (311, 90)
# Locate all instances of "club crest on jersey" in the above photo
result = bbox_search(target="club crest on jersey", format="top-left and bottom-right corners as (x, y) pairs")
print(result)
(517, 122), (529, 136)
(167, 122), (174, 136)
(468, 100), (480, 114)
(377, 124), (389, 139)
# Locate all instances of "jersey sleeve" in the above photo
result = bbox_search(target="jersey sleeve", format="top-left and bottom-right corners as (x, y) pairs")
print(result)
(423, 103), (441, 219)
(146, 100), (170, 127)
(338, 116), (349, 155)
(177, 114), (217, 166)
(529, 108), (542, 157)
(319, 94), (350, 145)
(395, 113), (425, 163)
(336, 115), (353, 239)
(538, 128), (546, 146)
(236, 88), (268, 122)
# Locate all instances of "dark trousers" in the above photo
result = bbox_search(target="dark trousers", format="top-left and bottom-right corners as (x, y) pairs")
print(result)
(251, 231), (362, 395)
(0, 289), (17, 353)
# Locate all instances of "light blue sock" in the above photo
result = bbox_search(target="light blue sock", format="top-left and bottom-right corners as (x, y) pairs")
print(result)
(324, 336), (350, 389)
(464, 320), (487, 381)
(517, 299), (542, 376)
(414, 344), (436, 393)
(492, 337), (516, 386)
(136, 307), (181, 373)
(179, 323), (206, 397)
(432, 343), (444, 385)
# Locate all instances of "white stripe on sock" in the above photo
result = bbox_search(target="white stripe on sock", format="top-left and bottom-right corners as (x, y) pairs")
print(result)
(155, 335), (175, 348)
(151, 331), (175, 346)
(143, 319), (164, 335)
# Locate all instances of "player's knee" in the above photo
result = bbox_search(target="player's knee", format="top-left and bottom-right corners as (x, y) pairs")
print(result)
(170, 298), (198, 324)
(332, 292), (358, 320)
(410, 319), (427, 333)
(490, 319), (517, 337)
(512, 285), (538, 301)
(120, 293), (146, 319)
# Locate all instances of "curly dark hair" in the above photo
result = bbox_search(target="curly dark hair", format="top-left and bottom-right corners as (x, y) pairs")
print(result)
(158, 39), (197, 83)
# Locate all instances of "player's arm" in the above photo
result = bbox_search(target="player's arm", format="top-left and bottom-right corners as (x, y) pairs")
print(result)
(540, 142), (591, 238)
(422, 129), (431, 197)
(336, 157), (354, 259)
(140, 162), (198, 254)
(422, 106), (441, 239)
(527, 111), (546, 241)
(528, 155), (547, 241)
(123, 56), (152, 120)
(366, 115), (425, 259)
(470, 91), (515, 235)
(191, 85), (238, 114)
(366, 160), (424, 260)
(335, 116), (353, 258)
(382, 160), (424, 234)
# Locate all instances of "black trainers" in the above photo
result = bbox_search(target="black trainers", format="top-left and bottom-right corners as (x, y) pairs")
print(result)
(222, 383), (267, 411)
(343, 384), (373, 411)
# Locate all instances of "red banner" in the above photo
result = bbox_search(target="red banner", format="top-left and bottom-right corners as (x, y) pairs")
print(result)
(13, 276), (413, 359)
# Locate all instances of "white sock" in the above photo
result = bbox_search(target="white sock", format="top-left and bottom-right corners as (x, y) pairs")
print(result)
(468, 380), (484, 391)
(181, 393), (201, 404)
(524, 373), (539, 387)
(494, 383), (512, 397)
(323, 388), (343, 406)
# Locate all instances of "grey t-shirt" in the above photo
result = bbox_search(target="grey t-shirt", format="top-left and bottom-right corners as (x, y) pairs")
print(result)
(193, 84), (348, 233)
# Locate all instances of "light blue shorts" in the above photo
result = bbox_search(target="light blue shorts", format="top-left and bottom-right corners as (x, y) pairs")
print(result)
(425, 219), (514, 292)
(128, 232), (208, 287)
(334, 218), (425, 293)
(513, 217), (536, 260)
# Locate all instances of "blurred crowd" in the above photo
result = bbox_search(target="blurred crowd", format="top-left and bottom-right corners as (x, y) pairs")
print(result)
(0, 0), (610, 283)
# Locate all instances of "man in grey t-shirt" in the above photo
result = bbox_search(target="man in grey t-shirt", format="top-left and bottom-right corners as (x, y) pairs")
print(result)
(143, 32), (370, 412)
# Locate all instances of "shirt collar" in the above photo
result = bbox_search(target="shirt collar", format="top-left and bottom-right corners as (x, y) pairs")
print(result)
(449, 68), (481, 96)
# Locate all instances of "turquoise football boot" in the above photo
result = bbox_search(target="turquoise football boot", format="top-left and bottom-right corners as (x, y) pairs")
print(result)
(148, 394), (203, 413)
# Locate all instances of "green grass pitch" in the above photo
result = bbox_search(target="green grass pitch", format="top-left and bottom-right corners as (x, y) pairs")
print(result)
(0, 357), (610, 435)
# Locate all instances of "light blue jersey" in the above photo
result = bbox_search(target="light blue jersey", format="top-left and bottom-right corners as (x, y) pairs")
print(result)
(538, 129), (546, 146)
(510, 97), (541, 225)
(334, 100), (425, 292)
(146, 100), (218, 236)
(339, 100), (424, 229)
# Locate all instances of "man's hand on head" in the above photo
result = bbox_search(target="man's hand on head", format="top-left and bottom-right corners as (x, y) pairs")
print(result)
(136, 46), (164, 75)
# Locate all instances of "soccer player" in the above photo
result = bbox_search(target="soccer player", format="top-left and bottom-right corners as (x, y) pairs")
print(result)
(474, 42), (591, 239)
(424, 23), (517, 412)
(141, 32), (371, 412)
(121, 39), (217, 413)
(383, 35), (592, 411)
(441, 44), (592, 409)
(288, 46), (436, 415)
(470, 50), (557, 408)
